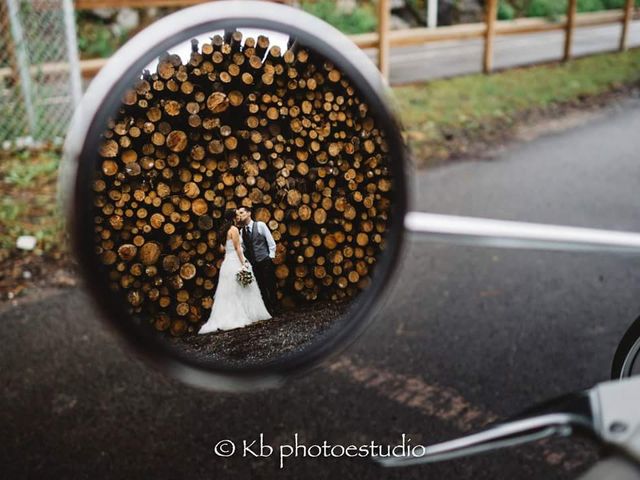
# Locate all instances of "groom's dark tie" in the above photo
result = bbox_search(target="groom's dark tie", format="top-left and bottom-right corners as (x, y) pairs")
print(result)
(242, 225), (255, 262)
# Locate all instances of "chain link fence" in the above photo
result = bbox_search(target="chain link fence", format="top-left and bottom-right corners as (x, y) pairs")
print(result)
(0, 0), (81, 149)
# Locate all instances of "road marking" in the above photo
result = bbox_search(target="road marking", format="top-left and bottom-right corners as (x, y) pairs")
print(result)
(326, 356), (597, 471)
(327, 356), (497, 432)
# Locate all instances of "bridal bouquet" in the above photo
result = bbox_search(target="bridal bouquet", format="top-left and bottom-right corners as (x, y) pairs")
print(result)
(236, 266), (254, 287)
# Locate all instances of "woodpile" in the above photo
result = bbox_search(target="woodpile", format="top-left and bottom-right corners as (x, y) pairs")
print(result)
(92, 32), (393, 336)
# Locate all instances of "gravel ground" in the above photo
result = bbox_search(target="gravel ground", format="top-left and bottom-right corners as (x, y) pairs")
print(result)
(167, 301), (348, 366)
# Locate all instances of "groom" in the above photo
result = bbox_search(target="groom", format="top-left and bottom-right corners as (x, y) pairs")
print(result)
(236, 206), (277, 314)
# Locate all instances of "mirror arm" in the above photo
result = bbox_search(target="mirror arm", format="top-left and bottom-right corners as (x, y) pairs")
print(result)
(375, 391), (596, 467)
(405, 212), (640, 254)
(376, 377), (640, 468)
(376, 414), (591, 467)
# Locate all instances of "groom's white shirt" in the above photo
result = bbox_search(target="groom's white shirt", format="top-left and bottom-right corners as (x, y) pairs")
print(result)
(246, 220), (276, 259)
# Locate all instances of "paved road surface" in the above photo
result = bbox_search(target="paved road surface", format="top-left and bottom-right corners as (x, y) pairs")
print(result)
(3, 99), (640, 479)
(373, 20), (640, 83)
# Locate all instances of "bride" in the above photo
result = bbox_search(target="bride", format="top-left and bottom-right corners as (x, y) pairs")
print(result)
(199, 209), (271, 334)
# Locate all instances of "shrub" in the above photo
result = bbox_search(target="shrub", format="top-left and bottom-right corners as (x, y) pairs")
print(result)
(300, 0), (378, 34)
(76, 14), (127, 59)
(526, 0), (568, 18)
(498, 0), (516, 20)
(602, 0), (640, 7)
(524, 0), (638, 18)
(578, 0), (606, 12)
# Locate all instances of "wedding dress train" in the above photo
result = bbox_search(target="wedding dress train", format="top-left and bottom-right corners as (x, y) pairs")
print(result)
(199, 238), (271, 333)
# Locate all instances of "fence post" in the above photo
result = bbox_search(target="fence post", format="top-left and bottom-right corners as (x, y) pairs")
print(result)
(563, 0), (577, 61)
(6, 0), (36, 138)
(377, 0), (390, 81)
(483, 0), (497, 74)
(620, 0), (634, 51)
(427, 0), (438, 29)
(62, 0), (83, 107)
(0, 3), (19, 88)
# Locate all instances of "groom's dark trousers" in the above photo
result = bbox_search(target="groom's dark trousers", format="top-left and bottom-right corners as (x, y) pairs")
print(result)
(253, 258), (276, 313)
(242, 224), (276, 313)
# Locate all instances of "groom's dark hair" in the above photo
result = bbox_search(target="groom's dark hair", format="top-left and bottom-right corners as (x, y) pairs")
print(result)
(238, 206), (252, 215)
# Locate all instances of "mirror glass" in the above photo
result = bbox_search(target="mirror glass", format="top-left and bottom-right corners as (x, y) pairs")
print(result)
(82, 24), (399, 371)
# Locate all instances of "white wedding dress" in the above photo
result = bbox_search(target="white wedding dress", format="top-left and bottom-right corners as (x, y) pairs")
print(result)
(199, 237), (271, 333)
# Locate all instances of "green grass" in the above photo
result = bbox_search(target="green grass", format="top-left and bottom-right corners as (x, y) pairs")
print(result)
(0, 150), (63, 258)
(4, 152), (59, 188)
(393, 48), (640, 164)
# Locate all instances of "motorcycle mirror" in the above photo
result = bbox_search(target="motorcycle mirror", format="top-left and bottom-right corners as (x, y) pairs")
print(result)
(61, 0), (640, 393)
(60, 1), (409, 392)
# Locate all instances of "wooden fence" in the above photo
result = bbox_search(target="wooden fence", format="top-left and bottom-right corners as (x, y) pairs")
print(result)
(3, 0), (639, 82)
(368, 0), (639, 78)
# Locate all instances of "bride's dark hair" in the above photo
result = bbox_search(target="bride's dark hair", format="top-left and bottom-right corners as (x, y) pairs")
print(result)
(218, 209), (237, 246)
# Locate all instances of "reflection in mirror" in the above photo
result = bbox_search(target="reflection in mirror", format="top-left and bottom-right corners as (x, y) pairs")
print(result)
(90, 27), (394, 367)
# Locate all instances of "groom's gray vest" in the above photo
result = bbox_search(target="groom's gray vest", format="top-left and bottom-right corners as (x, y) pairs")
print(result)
(244, 222), (270, 263)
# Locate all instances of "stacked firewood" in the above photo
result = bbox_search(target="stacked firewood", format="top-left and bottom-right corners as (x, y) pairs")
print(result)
(92, 32), (393, 336)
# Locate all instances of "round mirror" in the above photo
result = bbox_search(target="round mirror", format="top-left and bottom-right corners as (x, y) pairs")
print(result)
(61, 1), (408, 391)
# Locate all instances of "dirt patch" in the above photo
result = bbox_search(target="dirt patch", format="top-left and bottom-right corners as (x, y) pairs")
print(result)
(0, 252), (76, 304)
(0, 147), (74, 304)
(166, 301), (348, 366)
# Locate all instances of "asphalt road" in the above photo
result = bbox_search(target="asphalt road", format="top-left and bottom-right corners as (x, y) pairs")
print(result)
(3, 99), (640, 479)
(374, 20), (640, 84)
